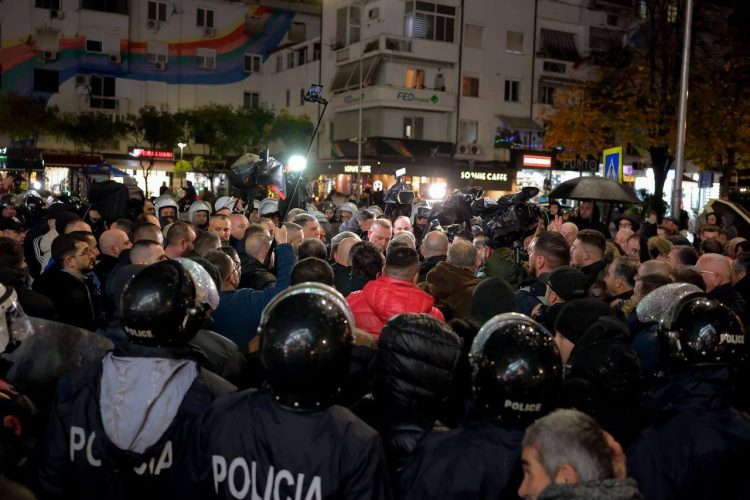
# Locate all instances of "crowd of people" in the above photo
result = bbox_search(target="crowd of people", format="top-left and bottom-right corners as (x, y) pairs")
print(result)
(0, 187), (748, 500)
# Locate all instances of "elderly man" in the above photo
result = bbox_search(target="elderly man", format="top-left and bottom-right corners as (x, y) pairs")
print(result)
(696, 253), (748, 323)
(560, 222), (578, 247)
(208, 214), (232, 245)
(393, 215), (413, 235)
(422, 241), (481, 320)
(419, 231), (449, 282)
(293, 213), (323, 240)
(338, 209), (374, 238)
(368, 218), (393, 254)
(667, 245), (698, 269)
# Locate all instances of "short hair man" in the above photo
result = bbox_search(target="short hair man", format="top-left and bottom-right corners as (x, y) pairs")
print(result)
(293, 213), (322, 240)
(367, 218), (393, 254)
(519, 409), (633, 500)
(229, 213), (249, 244)
(570, 229), (606, 288)
(240, 231), (276, 290)
(386, 232), (416, 255)
(291, 257), (335, 286)
(133, 222), (164, 246)
(667, 245), (698, 269)
(604, 256), (639, 305)
(208, 214), (231, 245)
(393, 215), (413, 235)
(347, 246), (444, 336)
(129, 240), (167, 265)
(516, 231), (570, 316)
(696, 253), (749, 324)
(343, 241), (385, 295)
(298, 237), (328, 261)
(164, 221), (196, 259)
(418, 231), (449, 282)
(95, 228), (133, 287)
(422, 240), (480, 320)
(193, 231), (222, 257)
(338, 209), (375, 238)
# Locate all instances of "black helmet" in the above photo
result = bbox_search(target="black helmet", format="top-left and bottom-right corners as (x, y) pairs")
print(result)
(259, 283), (354, 410)
(470, 312), (562, 426)
(120, 260), (208, 346)
(638, 283), (746, 367)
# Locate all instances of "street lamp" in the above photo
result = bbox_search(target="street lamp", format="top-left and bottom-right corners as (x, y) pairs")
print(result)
(288, 155), (307, 172)
(177, 142), (187, 160)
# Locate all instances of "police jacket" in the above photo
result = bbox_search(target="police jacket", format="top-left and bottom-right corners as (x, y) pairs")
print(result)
(399, 417), (524, 499)
(627, 367), (750, 500)
(189, 387), (393, 500)
(38, 342), (235, 500)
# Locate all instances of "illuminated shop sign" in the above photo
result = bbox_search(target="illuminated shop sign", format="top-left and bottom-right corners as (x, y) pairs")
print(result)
(344, 164), (372, 173)
(129, 148), (175, 159)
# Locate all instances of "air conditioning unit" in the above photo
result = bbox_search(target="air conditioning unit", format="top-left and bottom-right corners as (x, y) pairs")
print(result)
(50, 9), (65, 20)
(154, 61), (166, 71)
(368, 7), (380, 20)
(42, 50), (57, 60)
(109, 53), (121, 63)
(203, 27), (216, 37)
(147, 19), (160, 30)
(457, 143), (481, 155)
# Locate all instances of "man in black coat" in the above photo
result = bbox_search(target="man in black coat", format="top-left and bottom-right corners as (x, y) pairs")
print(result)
(568, 199), (610, 238)
(400, 314), (562, 499)
(38, 260), (235, 500)
(696, 253), (749, 325)
(627, 284), (750, 499)
(188, 284), (392, 500)
(239, 230), (277, 290)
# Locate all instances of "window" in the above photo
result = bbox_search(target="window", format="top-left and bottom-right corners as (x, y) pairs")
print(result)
(33, 69), (58, 93)
(276, 55), (283, 73)
(90, 75), (116, 109)
(243, 92), (260, 110)
(313, 43), (321, 61)
(403, 117), (424, 139)
(506, 31), (524, 54)
(458, 120), (478, 144)
(297, 47), (308, 66)
(504, 80), (520, 102)
(405, 69), (425, 89)
(462, 76), (479, 97)
(81, 0), (127, 14)
(36, 0), (60, 9)
(543, 61), (566, 74)
(147, 1), (167, 22)
(300, 88), (306, 106)
(335, 5), (361, 47)
(287, 52), (294, 70)
(667, 4), (678, 23)
(86, 39), (103, 53)
(404, 1), (455, 43)
(147, 42), (168, 64)
(285, 89), (290, 108)
(196, 48), (216, 70)
(244, 54), (262, 73)
(197, 7), (215, 28)
(464, 24), (483, 49)
(540, 84), (555, 105)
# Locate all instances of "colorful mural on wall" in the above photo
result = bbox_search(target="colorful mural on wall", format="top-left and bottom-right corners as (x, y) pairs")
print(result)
(0, 6), (295, 98)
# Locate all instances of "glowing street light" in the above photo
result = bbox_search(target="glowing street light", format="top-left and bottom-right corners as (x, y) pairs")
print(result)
(288, 155), (307, 172)
(177, 142), (187, 160)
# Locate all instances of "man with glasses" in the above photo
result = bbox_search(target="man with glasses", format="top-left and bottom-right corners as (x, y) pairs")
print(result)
(32, 233), (100, 330)
(696, 253), (749, 324)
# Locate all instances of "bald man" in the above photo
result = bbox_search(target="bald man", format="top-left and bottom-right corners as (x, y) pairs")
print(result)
(94, 228), (133, 289)
(393, 216), (413, 235)
(332, 236), (358, 292)
(229, 213), (250, 247)
(129, 239), (167, 265)
(208, 214), (232, 245)
(419, 231), (449, 283)
(696, 253), (749, 324)
(560, 222), (578, 247)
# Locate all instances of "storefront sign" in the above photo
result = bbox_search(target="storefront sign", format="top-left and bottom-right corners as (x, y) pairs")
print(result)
(344, 164), (371, 174)
(557, 157), (598, 172)
(0, 147), (7, 164)
(396, 92), (439, 104)
(129, 148), (175, 159)
(522, 154), (552, 168)
(457, 169), (514, 191)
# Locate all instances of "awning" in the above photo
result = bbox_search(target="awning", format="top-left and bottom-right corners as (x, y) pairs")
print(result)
(540, 29), (580, 62)
(331, 56), (382, 92)
(497, 115), (543, 131)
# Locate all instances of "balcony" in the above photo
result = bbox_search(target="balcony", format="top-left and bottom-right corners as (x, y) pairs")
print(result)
(331, 85), (454, 113)
(588, 0), (637, 11)
(333, 34), (459, 67)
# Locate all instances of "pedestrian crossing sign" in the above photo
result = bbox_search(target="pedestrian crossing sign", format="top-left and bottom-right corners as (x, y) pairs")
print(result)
(602, 147), (623, 183)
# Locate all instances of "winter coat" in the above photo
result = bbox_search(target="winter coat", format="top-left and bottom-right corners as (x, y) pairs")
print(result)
(187, 388), (393, 500)
(32, 269), (101, 331)
(347, 277), (445, 336)
(421, 261), (480, 321)
(337, 216), (366, 238)
(213, 243), (295, 348)
(331, 262), (351, 294)
(710, 283), (750, 326)
(515, 272), (550, 317)
(484, 247), (528, 289)
(538, 479), (643, 500)
(417, 255), (446, 283)
(400, 418), (524, 499)
(563, 317), (642, 446)
(0, 266), (57, 321)
(238, 254), (277, 290)
(352, 315), (461, 475)
(38, 343), (235, 500)
(733, 276), (750, 315)
(579, 259), (607, 293)
(627, 368), (750, 500)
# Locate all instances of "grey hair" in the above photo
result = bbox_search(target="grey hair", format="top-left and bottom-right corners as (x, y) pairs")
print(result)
(292, 213), (317, 227)
(522, 409), (613, 483)
(355, 209), (375, 222)
(386, 232), (416, 255)
(447, 241), (478, 270)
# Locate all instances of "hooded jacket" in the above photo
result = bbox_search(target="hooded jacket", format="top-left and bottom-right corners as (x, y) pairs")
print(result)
(347, 276), (445, 336)
(627, 368), (750, 500)
(421, 261), (480, 321)
(39, 342), (235, 500)
(352, 314), (461, 476)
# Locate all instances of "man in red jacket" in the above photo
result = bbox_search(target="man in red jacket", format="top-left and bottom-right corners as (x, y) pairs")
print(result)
(347, 246), (444, 336)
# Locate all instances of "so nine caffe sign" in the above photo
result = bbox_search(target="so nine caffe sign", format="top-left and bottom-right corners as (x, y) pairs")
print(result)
(458, 168), (514, 191)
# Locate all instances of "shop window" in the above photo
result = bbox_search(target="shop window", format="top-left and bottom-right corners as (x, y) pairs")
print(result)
(504, 79), (520, 102)
(33, 69), (59, 93)
(406, 68), (425, 89)
(462, 76), (479, 97)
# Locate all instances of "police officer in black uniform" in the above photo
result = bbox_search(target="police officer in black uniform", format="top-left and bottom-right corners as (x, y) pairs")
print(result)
(399, 313), (562, 499)
(39, 260), (235, 499)
(190, 283), (393, 500)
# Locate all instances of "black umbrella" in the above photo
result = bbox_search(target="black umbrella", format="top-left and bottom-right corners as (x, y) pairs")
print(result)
(548, 176), (639, 204)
